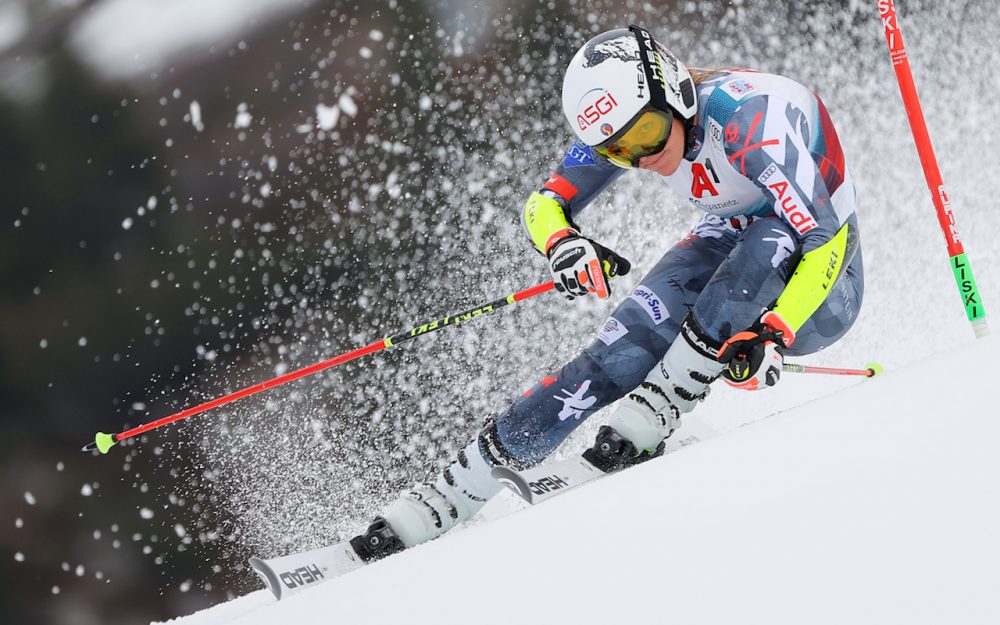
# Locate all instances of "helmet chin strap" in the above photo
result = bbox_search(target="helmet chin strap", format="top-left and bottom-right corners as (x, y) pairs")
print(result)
(682, 114), (699, 157)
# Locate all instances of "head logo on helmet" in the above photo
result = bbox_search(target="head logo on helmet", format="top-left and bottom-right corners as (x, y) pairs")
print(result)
(635, 28), (667, 93)
(575, 88), (620, 131)
(562, 25), (698, 150)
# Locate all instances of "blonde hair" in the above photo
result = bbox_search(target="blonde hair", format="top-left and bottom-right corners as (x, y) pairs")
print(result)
(687, 66), (726, 85)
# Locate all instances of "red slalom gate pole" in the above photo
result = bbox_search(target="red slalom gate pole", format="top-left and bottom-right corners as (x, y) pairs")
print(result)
(878, 0), (989, 339)
(83, 280), (556, 454)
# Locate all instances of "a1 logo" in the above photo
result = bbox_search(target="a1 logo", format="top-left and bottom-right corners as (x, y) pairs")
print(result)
(691, 158), (721, 198)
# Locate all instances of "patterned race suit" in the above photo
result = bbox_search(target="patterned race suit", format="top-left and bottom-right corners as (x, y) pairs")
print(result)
(500, 70), (865, 464)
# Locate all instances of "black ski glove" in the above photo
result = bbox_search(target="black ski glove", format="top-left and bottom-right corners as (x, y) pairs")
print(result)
(717, 311), (794, 390)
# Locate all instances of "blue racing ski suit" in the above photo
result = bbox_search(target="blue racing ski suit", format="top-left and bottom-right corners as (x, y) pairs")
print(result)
(499, 70), (865, 464)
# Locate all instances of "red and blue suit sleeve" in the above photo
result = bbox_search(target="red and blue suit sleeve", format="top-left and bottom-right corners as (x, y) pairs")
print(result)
(542, 139), (626, 222)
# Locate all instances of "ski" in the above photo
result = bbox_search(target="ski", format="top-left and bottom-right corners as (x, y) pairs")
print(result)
(492, 418), (722, 505)
(249, 541), (366, 600)
(492, 456), (601, 505)
(251, 420), (722, 599)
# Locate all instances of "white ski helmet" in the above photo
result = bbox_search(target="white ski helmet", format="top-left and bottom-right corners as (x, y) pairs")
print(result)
(562, 25), (697, 166)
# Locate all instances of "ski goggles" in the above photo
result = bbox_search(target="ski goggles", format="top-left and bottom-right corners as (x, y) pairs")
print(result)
(593, 106), (674, 169)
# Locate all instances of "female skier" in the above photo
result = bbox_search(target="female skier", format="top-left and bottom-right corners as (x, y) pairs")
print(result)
(350, 25), (864, 559)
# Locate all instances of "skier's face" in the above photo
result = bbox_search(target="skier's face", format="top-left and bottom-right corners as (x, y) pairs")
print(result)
(637, 118), (685, 177)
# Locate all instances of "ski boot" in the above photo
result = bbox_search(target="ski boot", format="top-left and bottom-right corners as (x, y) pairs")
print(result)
(589, 315), (724, 472)
(353, 418), (518, 554)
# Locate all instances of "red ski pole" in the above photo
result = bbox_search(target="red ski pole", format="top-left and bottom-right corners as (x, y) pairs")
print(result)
(878, 0), (988, 339)
(782, 362), (883, 378)
(83, 280), (556, 454)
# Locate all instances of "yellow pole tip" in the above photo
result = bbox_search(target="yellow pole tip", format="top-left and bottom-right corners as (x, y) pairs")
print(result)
(864, 362), (884, 378)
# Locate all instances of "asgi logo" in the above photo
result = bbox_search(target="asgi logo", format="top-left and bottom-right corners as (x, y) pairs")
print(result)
(280, 564), (325, 589)
(576, 88), (619, 130)
(630, 285), (667, 325)
(562, 144), (596, 168)
(529, 475), (569, 495)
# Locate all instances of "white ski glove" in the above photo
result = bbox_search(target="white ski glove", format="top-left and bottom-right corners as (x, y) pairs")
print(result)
(546, 231), (631, 300)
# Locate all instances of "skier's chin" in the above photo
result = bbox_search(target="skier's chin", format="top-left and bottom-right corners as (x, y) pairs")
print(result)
(638, 148), (679, 176)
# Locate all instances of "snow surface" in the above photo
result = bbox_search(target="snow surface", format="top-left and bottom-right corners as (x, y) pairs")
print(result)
(159, 336), (1000, 625)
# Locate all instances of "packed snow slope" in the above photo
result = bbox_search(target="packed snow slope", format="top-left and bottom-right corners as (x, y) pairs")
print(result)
(164, 336), (999, 625)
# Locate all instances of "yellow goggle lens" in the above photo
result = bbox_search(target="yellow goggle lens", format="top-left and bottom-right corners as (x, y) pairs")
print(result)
(595, 109), (673, 168)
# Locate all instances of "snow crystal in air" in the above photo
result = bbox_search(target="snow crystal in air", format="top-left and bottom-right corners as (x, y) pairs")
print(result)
(139, 507), (154, 520)
(80, 484), (93, 496)
(51, 586), (59, 595)
(23, 492), (35, 505)
(122, 217), (133, 230)
(14, 552), (24, 562)
(316, 104), (339, 130)
(15, 518), (22, 528)
(174, 523), (187, 538)
(419, 94), (432, 111)
(260, 182), (272, 198)
(359, 46), (372, 59)
(189, 101), (204, 132)
(78, 337), (87, 347)
(235, 103), (252, 129)
(338, 93), (358, 117)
